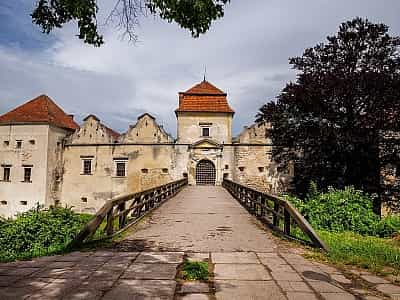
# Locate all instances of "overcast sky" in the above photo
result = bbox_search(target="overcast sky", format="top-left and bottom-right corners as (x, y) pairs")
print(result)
(0, 1), (399, 137)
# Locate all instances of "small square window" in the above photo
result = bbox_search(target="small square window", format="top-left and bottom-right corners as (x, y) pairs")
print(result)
(258, 167), (265, 173)
(141, 168), (148, 174)
(83, 159), (92, 175)
(23, 168), (32, 182)
(183, 172), (188, 178)
(225, 165), (229, 170)
(162, 168), (168, 174)
(3, 141), (9, 146)
(3, 167), (10, 182)
(202, 127), (210, 137)
(1, 200), (7, 205)
(16, 140), (22, 149)
(29, 139), (35, 145)
(81, 197), (88, 203)
(238, 167), (245, 172)
(20, 201), (27, 205)
(116, 162), (126, 177)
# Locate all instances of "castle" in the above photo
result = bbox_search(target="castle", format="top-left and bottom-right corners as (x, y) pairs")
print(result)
(0, 80), (290, 218)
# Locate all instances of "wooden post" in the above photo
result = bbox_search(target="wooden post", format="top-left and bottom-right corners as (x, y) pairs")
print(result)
(118, 203), (126, 229)
(284, 208), (291, 235)
(106, 208), (114, 236)
(273, 202), (279, 227)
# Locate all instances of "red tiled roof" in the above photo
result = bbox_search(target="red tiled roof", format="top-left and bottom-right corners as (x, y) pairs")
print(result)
(0, 95), (79, 131)
(176, 80), (234, 113)
(184, 80), (226, 95)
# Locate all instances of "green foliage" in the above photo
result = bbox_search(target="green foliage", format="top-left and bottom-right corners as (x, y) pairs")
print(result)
(316, 230), (400, 274)
(31, 0), (231, 46)
(257, 18), (400, 208)
(181, 261), (209, 281)
(0, 206), (91, 262)
(286, 184), (400, 237)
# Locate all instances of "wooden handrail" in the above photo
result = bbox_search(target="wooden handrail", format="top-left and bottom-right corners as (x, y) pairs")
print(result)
(72, 178), (188, 246)
(222, 179), (328, 251)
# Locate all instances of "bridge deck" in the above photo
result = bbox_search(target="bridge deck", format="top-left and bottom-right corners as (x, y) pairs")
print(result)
(0, 186), (393, 299)
(115, 186), (277, 252)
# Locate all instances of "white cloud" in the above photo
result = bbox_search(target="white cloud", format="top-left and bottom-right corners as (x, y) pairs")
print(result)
(1, 0), (400, 136)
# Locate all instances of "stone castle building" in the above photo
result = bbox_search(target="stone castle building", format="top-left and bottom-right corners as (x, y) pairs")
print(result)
(0, 80), (290, 218)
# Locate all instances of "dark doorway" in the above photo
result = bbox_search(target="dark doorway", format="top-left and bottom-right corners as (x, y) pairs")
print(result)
(196, 160), (216, 185)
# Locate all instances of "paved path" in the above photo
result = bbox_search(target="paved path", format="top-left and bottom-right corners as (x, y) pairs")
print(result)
(0, 186), (399, 299)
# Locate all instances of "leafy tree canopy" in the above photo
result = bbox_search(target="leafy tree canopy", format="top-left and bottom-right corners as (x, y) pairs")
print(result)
(257, 18), (400, 212)
(31, 0), (231, 46)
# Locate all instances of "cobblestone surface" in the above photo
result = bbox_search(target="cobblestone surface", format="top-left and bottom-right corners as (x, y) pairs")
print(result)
(0, 186), (398, 299)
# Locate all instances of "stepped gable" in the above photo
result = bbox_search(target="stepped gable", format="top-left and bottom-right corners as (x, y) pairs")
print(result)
(176, 80), (234, 114)
(0, 94), (79, 130)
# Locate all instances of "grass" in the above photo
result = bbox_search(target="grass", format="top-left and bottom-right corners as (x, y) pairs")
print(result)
(303, 230), (400, 275)
(181, 261), (209, 281)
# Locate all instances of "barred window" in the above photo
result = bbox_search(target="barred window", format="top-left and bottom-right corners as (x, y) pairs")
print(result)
(83, 160), (92, 175)
(202, 127), (210, 137)
(116, 162), (126, 177)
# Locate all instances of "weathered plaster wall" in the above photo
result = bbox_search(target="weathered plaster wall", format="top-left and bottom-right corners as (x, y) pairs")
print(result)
(176, 112), (233, 144)
(60, 114), (176, 213)
(0, 124), (50, 217)
(232, 123), (292, 194)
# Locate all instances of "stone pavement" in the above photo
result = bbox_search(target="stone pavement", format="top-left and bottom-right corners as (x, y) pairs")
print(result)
(0, 186), (399, 299)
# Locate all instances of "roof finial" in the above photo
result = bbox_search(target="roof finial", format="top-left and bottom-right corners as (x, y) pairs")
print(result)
(203, 65), (207, 82)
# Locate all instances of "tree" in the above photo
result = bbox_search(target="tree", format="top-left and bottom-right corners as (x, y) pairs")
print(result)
(31, 0), (231, 46)
(257, 18), (400, 213)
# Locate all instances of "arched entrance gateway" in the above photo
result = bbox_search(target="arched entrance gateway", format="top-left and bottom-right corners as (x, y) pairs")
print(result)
(196, 160), (216, 185)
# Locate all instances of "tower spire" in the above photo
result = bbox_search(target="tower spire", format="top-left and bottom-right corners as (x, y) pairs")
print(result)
(203, 66), (207, 82)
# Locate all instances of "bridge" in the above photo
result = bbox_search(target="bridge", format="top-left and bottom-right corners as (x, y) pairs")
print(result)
(0, 180), (395, 299)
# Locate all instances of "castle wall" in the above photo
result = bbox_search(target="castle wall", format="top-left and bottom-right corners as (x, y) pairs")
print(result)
(0, 124), (50, 217)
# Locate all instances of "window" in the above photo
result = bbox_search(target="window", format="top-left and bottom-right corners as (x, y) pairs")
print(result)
(20, 201), (27, 206)
(23, 168), (32, 182)
(258, 167), (265, 173)
(1, 201), (7, 205)
(3, 167), (10, 182)
(29, 139), (35, 145)
(238, 166), (245, 172)
(223, 173), (229, 179)
(202, 127), (210, 137)
(225, 165), (229, 170)
(162, 168), (168, 174)
(81, 197), (88, 203)
(116, 162), (126, 177)
(16, 140), (22, 149)
(3, 141), (9, 147)
(183, 172), (188, 178)
(141, 168), (148, 174)
(83, 159), (92, 175)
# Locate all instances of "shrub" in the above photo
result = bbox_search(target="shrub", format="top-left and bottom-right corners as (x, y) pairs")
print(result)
(0, 206), (91, 262)
(376, 215), (400, 238)
(286, 185), (380, 235)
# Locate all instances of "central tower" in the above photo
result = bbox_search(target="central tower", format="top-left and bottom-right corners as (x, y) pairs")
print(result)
(175, 80), (235, 185)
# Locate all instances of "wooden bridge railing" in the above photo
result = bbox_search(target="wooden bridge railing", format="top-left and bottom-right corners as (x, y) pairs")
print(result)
(72, 178), (188, 245)
(222, 179), (328, 251)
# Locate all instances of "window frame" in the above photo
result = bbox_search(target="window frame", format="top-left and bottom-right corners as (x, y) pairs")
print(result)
(115, 161), (127, 177)
(201, 127), (210, 137)
(82, 159), (93, 175)
(2, 166), (11, 182)
(23, 167), (32, 183)
(16, 140), (22, 149)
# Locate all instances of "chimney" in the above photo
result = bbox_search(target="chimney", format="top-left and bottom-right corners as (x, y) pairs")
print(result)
(68, 114), (74, 120)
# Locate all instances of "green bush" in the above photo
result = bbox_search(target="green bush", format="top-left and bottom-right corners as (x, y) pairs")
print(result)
(181, 261), (209, 281)
(286, 183), (400, 237)
(0, 206), (92, 262)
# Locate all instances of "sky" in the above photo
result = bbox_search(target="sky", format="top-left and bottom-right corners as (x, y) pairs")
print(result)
(0, 1), (400, 137)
